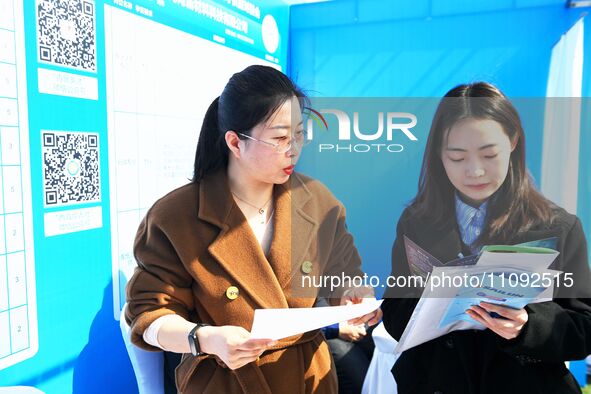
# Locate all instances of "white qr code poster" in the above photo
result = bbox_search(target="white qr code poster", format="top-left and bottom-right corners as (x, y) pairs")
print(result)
(35, 0), (98, 100)
(36, 0), (96, 72)
(42, 130), (103, 237)
(42, 131), (101, 207)
(0, 0), (39, 371)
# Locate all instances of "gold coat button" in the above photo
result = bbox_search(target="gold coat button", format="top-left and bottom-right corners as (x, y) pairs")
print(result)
(301, 261), (313, 274)
(226, 286), (239, 300)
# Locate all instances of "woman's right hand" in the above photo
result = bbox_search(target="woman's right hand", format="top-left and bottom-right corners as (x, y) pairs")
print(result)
(197, 325), (276, 370)
(337, 321), (366, 342)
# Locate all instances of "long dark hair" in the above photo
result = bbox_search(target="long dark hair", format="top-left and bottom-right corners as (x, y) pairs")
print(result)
(192, 65), (307, 182)
(410, 82), (556, 245)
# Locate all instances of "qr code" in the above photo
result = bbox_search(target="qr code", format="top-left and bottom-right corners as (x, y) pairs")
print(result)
(37, 0), (96, 72)
(42, 131), (101, 206)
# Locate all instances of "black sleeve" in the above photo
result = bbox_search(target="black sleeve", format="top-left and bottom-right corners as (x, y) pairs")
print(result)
(498, 217), (591, 362)
(322, 324), (340, 340)
(381, 214), (421, 341)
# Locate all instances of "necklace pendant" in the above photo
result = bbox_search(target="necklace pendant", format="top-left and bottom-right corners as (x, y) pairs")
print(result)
(258, 208), (265, 215)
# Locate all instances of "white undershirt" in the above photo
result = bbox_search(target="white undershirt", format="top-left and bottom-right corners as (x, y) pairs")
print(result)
(142, 211), (275, 349)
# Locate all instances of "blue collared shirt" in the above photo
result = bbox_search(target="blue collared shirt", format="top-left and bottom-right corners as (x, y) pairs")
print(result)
(455, 193), (488, 254)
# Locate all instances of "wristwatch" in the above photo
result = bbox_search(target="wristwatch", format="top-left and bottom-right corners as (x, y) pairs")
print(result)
(188, 323), (209, 356)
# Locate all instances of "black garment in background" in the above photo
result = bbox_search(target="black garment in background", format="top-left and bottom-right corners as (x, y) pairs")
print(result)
(164, 351), (181, 394)
(327, 326), (375, 394)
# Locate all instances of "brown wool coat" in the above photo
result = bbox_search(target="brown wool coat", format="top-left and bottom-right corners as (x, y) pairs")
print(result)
(125, 171), (364, 393)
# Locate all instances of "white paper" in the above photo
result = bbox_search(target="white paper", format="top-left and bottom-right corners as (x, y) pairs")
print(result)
(250, 299), (383, 340)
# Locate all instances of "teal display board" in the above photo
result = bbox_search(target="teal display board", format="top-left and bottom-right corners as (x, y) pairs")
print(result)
(0, 0), (288, 392)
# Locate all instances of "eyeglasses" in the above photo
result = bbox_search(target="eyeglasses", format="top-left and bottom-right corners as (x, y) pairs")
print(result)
(237, 130), (311, 153)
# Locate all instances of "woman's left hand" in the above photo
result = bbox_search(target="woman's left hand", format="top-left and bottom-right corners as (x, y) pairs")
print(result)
(340, 287), (382, 326)
(466, 302), (528, 340)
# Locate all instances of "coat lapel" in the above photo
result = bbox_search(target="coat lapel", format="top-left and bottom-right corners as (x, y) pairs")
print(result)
(415, 213), (464, 263)
(266, 174), (317, 298)
(199, 171), (288, 309)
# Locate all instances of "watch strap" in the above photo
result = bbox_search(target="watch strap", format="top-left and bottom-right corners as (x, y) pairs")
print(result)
(188, 323), (209, 356)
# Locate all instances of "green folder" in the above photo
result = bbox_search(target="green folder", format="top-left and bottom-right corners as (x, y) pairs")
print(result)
(481, 245), (557, 254)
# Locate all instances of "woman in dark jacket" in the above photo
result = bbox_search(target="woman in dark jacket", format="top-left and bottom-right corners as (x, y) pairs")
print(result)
(381, 82), (591, 394)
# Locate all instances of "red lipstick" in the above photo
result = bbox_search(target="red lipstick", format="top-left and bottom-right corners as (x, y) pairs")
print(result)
(465, 183), (489, 191)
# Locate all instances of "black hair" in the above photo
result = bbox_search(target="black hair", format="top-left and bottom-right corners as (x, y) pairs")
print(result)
(411, 82), (556, 245)
(192, 65), (307, 182)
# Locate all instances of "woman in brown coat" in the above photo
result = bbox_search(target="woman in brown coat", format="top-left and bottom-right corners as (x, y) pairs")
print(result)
(125, 65), (381, 393)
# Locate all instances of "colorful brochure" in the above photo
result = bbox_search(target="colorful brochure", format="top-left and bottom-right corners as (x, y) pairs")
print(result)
(395, 238), (560, 354)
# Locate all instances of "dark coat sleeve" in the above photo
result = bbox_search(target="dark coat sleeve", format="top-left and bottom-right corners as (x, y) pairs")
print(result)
(498, 216), (591, 362)
(381, 210), (421, 341)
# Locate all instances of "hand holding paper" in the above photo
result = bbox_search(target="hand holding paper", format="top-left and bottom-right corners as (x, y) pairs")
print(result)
(341, 287), (383, 326)
(466, 301), (529, 340)
(250, 299), (383, 340)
